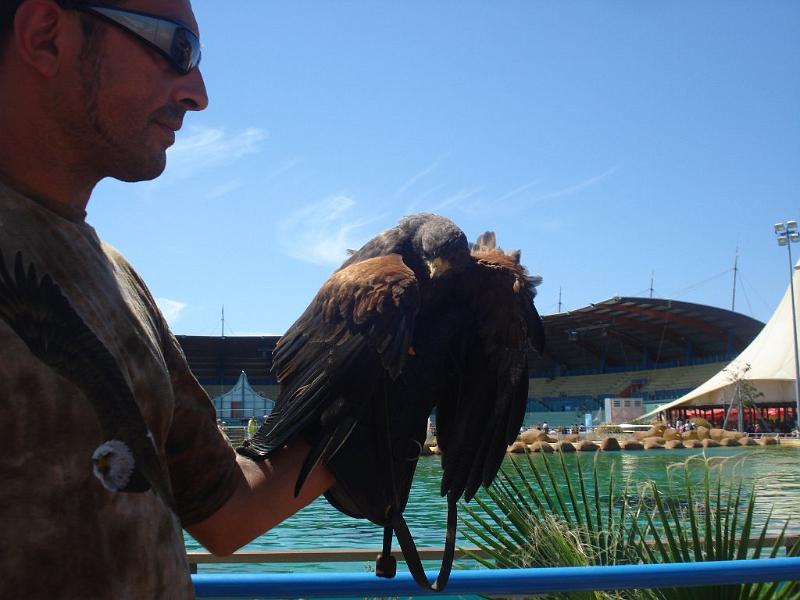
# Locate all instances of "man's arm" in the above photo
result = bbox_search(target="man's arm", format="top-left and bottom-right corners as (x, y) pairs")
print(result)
(186, 441), (335, 556)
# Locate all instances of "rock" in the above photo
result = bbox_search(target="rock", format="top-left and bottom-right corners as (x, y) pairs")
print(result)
(643, 438), (665, 450)
(600, 437), (621, 451)
(701, 439), (720, 448)
(621, 440), (644, 451)
(420, 444), (435, 456)
(529, 441), (554, 453)
(683, 439), (702, 448)
(719, 437), (740, 446)
(507, 441), (528, 453)
(635, 428), (660, 440)
(738, 437), (756, 446)
(663, 428), (680, 441)
(555, 441), (576, 453)
(519, 428), (545, 444)
(428, 445), (441, 455)
(565, 434), (580, 443)
(664, 440), (685, 449)
(696, 426), (710, 440)
(642, 436), (666, 446)
(723, 430), (746, 439)
(543, 435), (558, 443)
(682, 430), (699, 441)
(709, 428), (725, 441)
(758, 437), (778, 446)
(576, 440), (599, 452)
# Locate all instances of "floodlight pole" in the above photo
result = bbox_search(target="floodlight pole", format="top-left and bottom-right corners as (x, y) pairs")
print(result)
(787, 242), (800, 434)
(775, 221), (800, 434)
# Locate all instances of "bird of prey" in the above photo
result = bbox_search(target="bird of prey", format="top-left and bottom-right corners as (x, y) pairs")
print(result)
(0, 248), (175, 511)
(239, 213), (544, 590)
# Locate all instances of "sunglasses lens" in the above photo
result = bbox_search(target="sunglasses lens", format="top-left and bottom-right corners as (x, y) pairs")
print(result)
(170, 28), (201, 74)
(76, 5), (202, 75)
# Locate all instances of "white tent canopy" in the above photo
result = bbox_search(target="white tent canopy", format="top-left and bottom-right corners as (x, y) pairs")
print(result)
(213, 371), (275, 423)
(643, 260), (800, 418)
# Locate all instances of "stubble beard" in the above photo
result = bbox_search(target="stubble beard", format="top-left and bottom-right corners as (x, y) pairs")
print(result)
(75, 28), (168, 183)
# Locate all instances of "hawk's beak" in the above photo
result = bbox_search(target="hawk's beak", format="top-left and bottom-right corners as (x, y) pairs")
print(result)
(426, 257), (450, 279)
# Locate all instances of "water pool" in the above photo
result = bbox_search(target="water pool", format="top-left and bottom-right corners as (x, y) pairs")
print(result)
(186, 445), (800, 575)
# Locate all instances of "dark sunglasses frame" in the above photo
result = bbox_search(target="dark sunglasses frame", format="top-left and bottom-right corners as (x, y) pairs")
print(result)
(60, 2), (201, 75)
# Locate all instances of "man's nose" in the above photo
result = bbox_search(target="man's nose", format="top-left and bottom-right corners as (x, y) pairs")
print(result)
(174, 67), (209, 111)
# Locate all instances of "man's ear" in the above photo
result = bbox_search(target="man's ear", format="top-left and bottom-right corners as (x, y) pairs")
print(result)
(13, 0), (74, 77)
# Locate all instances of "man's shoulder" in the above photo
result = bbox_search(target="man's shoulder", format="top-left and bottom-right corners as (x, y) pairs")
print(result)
(100, 239), (133, 271)
(100, 240), (152, 294)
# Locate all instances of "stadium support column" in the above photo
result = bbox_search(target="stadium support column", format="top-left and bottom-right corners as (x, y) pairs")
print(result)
(774, 221), (800, 433)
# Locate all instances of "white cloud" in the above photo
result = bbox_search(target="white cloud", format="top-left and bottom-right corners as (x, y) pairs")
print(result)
(277, 194), (382, 266)
(395, 160), (440, 199)
(262, 157), (302, 184)
(533, 166), (618, 203)
(165, 125), (268, 178)
(406, 182), (447, 212)
(430, 186), (483, 212)
(205, 178), (243, 200)
(156, 297), (187, 326)
(494, 179), (542, 204)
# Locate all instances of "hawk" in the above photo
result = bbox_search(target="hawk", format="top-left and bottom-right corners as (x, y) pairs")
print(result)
(240, 213), (544, 590)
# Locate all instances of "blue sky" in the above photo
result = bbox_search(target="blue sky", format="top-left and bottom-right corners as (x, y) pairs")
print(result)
(87, 1), (800, 336)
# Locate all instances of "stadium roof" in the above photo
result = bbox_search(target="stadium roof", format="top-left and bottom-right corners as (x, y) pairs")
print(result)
(176, 335), (280, 386)
(532, 296), (764, 375)
(176, 297), (765, 384)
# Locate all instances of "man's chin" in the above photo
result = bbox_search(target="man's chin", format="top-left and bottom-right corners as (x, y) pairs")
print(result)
(112, 155), (168, 183)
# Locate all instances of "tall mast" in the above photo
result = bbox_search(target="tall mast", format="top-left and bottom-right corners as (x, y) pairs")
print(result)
(219, 305), (226, 397)
(649, 271), (655, 299)
(558, 286), (563, 312)
(731, 243), (739, 311)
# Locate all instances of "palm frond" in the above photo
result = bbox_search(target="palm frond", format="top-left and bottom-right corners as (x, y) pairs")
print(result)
(459, 449), (799, 600)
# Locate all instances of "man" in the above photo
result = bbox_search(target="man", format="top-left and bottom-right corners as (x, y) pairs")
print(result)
(0, 1), (333, 598)
(247, 415), (258, 440)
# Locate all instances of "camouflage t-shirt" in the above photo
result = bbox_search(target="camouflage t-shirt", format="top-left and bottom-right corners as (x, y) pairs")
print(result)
(0, 182), (239, 599)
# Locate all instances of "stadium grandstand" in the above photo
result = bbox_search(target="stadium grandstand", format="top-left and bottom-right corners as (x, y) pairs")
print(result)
(176, 296), (764, 429)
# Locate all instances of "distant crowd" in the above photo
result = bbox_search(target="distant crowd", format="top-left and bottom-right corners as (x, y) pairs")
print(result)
(534, 422), (587, 435)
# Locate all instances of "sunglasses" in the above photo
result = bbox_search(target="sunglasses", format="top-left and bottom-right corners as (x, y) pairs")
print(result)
(65, 4), (201, 75)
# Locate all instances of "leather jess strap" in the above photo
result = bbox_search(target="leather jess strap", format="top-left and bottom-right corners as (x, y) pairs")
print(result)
(372, 378), (457, 592)
(376, 492), (458, 592)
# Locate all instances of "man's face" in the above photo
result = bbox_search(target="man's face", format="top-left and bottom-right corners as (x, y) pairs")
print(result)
(61, 0), (208, 183)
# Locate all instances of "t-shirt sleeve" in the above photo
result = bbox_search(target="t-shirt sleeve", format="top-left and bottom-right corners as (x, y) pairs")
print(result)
(103, 245), (239, 527)
(162, 329), (239, 526)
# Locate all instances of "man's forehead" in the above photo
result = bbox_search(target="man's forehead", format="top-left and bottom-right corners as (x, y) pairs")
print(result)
(117, 0), (199, 35)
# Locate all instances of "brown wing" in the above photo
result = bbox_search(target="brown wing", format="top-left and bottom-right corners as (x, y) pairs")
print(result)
(239, 254), (420, 493)
(437, 247), (544, 501)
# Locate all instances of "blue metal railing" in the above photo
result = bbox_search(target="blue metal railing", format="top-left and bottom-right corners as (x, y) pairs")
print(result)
(193, 558), (800, 598)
